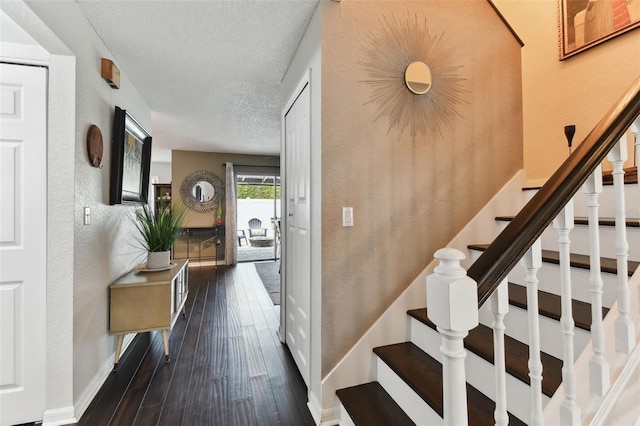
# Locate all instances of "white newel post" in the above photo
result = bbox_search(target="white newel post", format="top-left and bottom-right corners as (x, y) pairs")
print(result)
(607, 138), (635, 354)
(520, 239), (544, 425)
(489, 278), (509, 426)
(427, 248), (478, 426)
(553, 199), (581, 425)
(582, 166), (610, 397)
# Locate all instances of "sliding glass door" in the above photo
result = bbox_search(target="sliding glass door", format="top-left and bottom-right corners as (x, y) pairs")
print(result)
(236, 173), (281, 262)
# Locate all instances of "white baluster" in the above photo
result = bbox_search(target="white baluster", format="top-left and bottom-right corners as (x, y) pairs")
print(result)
(489, 278), (509, 426)
(553, 199), (581, 425)
(582, 166), (610, 397)
(607, 139), (635, 354)
(427, 248), (478, 426)
(520, 239), (543, 425)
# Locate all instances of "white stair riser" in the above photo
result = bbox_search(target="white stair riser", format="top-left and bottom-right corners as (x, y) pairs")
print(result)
(338, 403), (356, 426)
(540, 226), (639, 262)
(409, 318), (550, 424)
(495, 221), (639, 262)
(478, 303), (592, 361)
(375, 356), (442, 425)
(523, 185), (640, 220)
(469, 247), (621, 305)
(506, 261), (620, 306)
(572, 184), (640, 220)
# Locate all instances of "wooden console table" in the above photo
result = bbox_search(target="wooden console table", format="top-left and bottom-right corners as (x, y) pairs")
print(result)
(109, 259), (189, 370)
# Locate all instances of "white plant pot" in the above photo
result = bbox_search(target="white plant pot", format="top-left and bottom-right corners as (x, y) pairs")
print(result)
(147, 250), (170, 270)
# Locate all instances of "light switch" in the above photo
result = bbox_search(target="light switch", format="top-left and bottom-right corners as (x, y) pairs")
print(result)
(84, 207), (91, 225)
(342, 207), (353, 227)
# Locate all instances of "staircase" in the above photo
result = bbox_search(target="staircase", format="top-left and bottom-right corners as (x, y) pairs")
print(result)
(337, 190), (638, 425)
(335, 76), (640, 425)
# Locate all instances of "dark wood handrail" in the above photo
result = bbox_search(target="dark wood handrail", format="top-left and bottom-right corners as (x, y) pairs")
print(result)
(470, 74), (640, 307)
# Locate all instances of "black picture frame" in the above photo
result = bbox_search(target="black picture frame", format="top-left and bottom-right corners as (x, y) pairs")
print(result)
(109, 106), (152, 205)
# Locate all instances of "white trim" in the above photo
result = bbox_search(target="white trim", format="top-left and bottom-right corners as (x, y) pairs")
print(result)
(73, 334), (136, 420)
(279, 68), (311, 347)
(42, 407), (76, 426)
(308, 391), (341, 426)
(591, 334), (640, 424)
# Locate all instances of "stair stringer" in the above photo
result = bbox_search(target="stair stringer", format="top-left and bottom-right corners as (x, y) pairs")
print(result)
(321, 171), (528, 424)
(543, 268), (640, 424)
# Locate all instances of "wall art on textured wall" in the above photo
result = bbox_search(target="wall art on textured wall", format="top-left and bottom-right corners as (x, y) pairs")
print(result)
(559, 0), (640, 60)
(359, 13), (467, 140)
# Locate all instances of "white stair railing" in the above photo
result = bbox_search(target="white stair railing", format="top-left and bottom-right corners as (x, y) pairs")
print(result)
(582, 165), (611, 397)
(426, 78), (639, 425)
(426, 157), (637, 424)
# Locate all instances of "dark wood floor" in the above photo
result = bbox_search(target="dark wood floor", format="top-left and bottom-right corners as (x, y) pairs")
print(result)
(78, 264), (314, 426)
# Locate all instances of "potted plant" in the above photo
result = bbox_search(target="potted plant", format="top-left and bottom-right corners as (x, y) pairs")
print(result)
(132, 199), (186, 270)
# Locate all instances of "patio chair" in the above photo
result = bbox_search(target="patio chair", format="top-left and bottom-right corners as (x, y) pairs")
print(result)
(237, 230), (248, 246)
(248, 218), (268, 237)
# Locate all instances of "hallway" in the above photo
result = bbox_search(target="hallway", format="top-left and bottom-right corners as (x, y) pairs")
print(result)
(78, 264), (312, 425)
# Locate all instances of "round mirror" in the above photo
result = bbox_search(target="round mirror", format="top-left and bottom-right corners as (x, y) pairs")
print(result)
(193, 181), (215, 202)
(180, 170), (225, 213)
(404, 61), (432, 95)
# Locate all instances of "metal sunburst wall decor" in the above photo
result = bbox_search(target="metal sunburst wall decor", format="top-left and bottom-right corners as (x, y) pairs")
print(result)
(359, 13), (467, 140)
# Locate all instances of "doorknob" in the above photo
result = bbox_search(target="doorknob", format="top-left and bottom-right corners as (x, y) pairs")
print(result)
(288, 213), (293, 217)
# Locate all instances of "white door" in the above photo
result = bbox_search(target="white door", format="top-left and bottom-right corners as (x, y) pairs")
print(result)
(0, 63), (47, 425)
(284, 82), (311, 385)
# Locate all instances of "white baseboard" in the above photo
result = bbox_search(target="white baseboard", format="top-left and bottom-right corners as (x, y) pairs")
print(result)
(307, 391), (341, 425)
(307, 393), (321, 425)
(73, 333), (136, 421)
(42, 406), (76, 426)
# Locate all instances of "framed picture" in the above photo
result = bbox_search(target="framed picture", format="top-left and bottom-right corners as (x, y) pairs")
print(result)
(559, 0), (640, 59)
(109, 106), (152, 205)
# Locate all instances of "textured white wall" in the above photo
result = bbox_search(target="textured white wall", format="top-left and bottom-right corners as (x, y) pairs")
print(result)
(150, 161), (172, 184)
(24, 0), (153, 408)
(493, 0), (640, 185)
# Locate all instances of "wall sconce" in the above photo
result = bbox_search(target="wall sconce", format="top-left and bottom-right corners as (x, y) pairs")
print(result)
(564, 125), (575, 155)
(101, 58), (120, 89)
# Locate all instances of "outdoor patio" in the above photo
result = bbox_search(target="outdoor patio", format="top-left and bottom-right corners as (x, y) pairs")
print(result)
(238, 240), (279, 262)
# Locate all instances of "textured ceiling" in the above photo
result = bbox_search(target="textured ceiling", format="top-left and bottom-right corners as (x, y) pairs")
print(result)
(77, 0), (319, 162)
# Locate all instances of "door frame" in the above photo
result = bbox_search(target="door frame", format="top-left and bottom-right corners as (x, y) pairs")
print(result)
(234, 170), (281, 262)
(279, 69), (311, 345)
(0, 3), (76, 423)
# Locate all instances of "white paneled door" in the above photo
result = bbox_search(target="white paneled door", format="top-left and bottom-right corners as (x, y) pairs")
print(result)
(284, 82), (311, 386)
(0, 63), (47, 425)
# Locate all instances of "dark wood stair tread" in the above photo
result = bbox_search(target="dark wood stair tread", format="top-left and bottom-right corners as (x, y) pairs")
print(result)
(336, 381), (415, 426)
(496, 216), (640, 228)
(373, 342), (525, 425)
(602, 166), (637, 185)
(408, 309), (562, 397)
(468, 244), (638, 276)
(507, 282), (609, 331)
